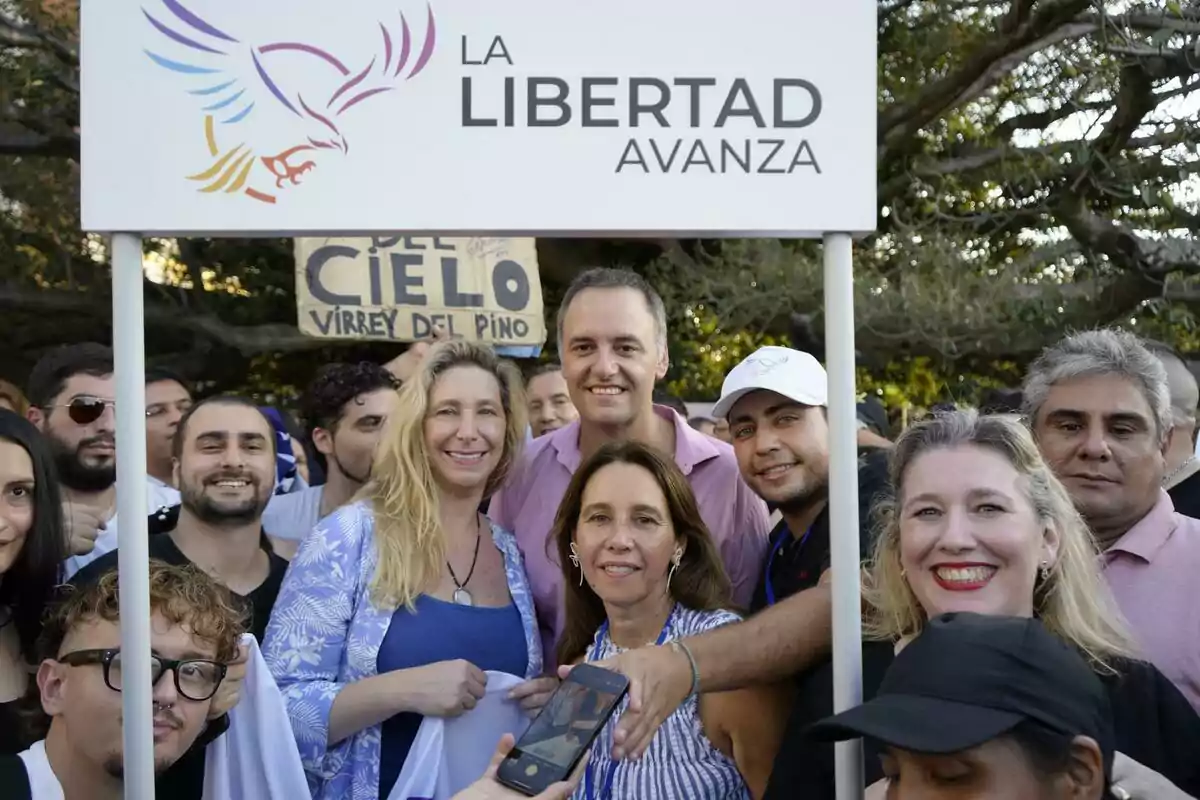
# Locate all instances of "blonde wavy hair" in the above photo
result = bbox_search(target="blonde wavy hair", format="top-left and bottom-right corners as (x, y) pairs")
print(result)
(865, 409), (1137, 673)
(364, 341), (526, 609)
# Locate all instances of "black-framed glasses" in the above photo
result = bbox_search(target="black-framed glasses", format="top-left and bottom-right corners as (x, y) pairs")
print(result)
(44, 397), (116, 426)
(58, 648), (227, 701)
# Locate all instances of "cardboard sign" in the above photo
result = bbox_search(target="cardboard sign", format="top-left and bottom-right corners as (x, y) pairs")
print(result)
(295, 236), (545, 345)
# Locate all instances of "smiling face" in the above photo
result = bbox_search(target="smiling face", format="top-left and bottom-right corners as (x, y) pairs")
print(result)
(423, 365), (506, 495)
(898, 445), (1059, 620)
(1032, 373), (1165, 541)
(560, 287), (667, 430)
(0, 439), (34, 574)
(728, 390), (829, 510)
(573, 461), (681, 610)
(176, 403), (275, 525)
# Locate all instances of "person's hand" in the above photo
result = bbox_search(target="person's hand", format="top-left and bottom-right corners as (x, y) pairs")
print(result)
(400, 659), (488, 717)
(1112, 752), (1190, 799)
(452, 734), (586, 800)
(63, 501), (107, 556)
(208, 641), (250, 720)
(384, 324), (449, 382)
(508, 676), (560, 717)
(559, 643), (692, 760)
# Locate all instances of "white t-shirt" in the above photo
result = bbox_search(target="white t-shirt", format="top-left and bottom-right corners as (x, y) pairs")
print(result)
(62, 477), (181, 579)
(17, 740), (63, 800)
(261, 485), (326, 542)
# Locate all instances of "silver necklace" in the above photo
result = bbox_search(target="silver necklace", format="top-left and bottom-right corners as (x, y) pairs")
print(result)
(1163, 456), (1197, 486)
(447, 515), (482, 606)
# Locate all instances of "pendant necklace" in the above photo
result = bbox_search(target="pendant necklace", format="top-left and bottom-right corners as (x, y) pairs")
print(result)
(448, 514), (483, 606)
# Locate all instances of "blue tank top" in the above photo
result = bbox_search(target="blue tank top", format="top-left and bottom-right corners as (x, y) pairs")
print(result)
(377, 594), (528, 797)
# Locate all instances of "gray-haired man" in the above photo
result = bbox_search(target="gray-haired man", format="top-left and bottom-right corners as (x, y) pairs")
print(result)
(1023, 328), (1200, 709)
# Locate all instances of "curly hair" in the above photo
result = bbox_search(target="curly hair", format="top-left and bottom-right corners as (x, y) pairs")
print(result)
(38, 560), (247, 664)
(299, 362), (399, 469)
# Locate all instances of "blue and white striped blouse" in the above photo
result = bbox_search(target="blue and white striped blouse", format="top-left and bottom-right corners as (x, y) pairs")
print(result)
(574, 605), (750, 800)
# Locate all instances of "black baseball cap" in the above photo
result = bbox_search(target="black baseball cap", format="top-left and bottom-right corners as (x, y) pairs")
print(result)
(810, 613), (1114, 763)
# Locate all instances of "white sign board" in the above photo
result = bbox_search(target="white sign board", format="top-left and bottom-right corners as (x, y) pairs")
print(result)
(82, 0), (877, 236)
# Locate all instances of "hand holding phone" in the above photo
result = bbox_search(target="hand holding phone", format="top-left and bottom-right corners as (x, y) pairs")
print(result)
(453, 734), (587, 800)
(495, 664), (629, 796)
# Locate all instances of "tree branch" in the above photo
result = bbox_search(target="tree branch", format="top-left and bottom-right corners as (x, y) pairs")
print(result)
(0, 128), (79, 159)
(879, 0), (1092, 148)
(0, 284), (324, 354)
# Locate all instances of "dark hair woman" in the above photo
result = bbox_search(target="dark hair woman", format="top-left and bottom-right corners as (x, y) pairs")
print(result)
(554, 441), (788, 799)
(0, 409), (67, 754)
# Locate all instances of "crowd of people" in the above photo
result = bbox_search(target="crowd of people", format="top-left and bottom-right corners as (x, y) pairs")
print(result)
(0, 266), (1196, 800)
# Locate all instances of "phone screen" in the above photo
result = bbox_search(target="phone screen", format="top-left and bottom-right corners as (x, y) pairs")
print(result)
(518, 679), (618, 768)
(498, 664), (628, 795)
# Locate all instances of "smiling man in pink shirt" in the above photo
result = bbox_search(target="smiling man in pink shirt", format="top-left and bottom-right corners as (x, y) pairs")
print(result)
(491, 268), (769, 665)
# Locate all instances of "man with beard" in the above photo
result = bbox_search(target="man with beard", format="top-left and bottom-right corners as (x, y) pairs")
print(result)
(26, 344), (178, 577)
(0, 562), (244, 800)
(73, 395), (286, 639)
(70, 395), (287, 800)
(261, 362), (399, 545)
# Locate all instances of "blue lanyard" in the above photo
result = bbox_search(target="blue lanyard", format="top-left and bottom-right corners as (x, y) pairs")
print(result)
(584, 604), (677, 800)
(764, 525), (813, 607)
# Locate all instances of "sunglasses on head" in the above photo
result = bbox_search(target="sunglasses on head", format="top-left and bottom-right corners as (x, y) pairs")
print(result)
(48, 397), (116, 425)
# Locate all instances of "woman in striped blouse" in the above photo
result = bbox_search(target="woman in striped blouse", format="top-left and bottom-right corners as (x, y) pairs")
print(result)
(552, 441), (788, 799)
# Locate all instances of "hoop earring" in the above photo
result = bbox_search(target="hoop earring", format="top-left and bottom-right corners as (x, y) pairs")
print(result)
(569, 542), (583, 586)
(667, 546), (683, 589)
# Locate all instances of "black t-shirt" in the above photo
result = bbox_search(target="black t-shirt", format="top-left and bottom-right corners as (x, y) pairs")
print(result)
(750, 449), (891, 613)
(0, 753), (31, 799)
(69, 506), (288, 800)
(765, 643), (1200, 799)
(70, 511), (288, 642)
(1168, 469), (1200, 520)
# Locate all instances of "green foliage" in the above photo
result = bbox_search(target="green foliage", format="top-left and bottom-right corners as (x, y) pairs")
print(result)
(0, 1), (1196, 410)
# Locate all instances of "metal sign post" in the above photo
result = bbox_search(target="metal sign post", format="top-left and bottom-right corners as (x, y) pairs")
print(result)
(111, 232), (156, 799)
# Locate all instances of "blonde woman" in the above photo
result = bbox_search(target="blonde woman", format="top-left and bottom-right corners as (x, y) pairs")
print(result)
(264, 342), (544, 800)
(765, 410), (1200, 800)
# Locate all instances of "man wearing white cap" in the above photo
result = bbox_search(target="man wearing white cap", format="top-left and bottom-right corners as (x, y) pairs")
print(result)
(713, 346), (889, 613)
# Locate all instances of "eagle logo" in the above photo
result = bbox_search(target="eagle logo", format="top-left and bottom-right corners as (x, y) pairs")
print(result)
(142, 0), (437, 203)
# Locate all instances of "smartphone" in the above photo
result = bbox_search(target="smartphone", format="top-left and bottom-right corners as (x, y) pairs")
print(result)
(496, 663), (629, 795)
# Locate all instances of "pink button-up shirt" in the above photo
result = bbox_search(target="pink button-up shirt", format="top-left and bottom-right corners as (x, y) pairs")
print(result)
(1101, 490), (1200, 710)
(490, 406), (770, 666)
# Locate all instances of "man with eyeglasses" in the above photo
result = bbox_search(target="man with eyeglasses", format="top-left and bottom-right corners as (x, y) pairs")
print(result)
(0, 561), (245, 800)
(25, 344), (179, 577)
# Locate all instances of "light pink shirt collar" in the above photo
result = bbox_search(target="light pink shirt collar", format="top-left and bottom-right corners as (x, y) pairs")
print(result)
(1105, 490), (1177, 564)
(546, 404), (721, 475)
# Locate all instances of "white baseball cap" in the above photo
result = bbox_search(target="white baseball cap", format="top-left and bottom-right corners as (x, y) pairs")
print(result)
(712, 346), (828, 420)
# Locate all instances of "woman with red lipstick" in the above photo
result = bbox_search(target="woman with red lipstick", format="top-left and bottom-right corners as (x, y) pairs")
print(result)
(554, 441), (789, 799)
(766, 410), (1200, 800)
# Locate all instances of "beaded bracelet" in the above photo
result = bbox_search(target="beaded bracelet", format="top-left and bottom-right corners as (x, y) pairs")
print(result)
(669, 639), (700, 697)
